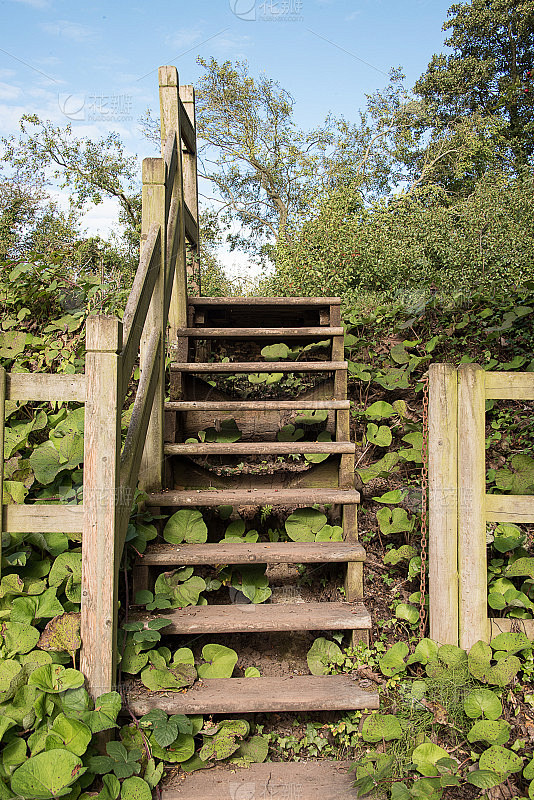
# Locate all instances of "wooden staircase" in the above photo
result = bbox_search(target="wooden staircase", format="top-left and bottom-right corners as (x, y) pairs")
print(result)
(126, 296), (378, 795)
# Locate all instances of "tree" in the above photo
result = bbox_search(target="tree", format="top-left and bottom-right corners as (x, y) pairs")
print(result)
(415, 0), (534, 171)
(193, 57), (334, 259)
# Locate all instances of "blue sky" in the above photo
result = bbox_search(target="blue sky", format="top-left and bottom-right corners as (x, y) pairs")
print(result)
(0, 0), (454, 268)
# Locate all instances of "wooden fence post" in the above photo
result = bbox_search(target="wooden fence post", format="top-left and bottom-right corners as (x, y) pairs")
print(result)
(159, 66), (187, 337)
(139, 158), (166, 492)
(180, 84), (200, 294)
(81, 316), (122, 698)
(428, 363), (459, 645)
(458, 363), (489, 650)
(0, 366), (5, 577)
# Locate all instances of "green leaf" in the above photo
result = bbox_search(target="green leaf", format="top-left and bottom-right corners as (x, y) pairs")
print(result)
(231, 735), (269, 764)
(45, 713), (92, 756)
(479, 746), (523, 780)
(143, 758), (164, 790)
(307, 637), (343, 675)
(412, 743), (449, 777)
(0, 659), (24, 703)
(468, 639), (521, 686)
(244, 667), (261, 677)
(163, 510), (207, 544)
(463, 688), (502, 720)
(1, 621), (40, 655)
(197, 644), (237, 679)
(390, 344), (410, 364)
(372, 489), (404, 504)
(285, 507), (327, 541)
(28, 665), (85, 694)
(506, 557), (534, 579)
(395, 603), (419, 624)
(154, 569), (206, 608)
(378, 642), (408, 677)
(120, 777), (152, 800)
(383, 545), (417, 565)
(37, 613), (81, 659)
(490, 631), (531, 655)
(468, 720), (511, 746)
(495, 454), (534, 494)
(261, 343), (291, 360)
(277, 424), (304, 442)
(406, 639), (439, 666)
(141, 662), (196, 691)
(294, 410), (328, 425)
(139, 709), (181, 748)
(376, 507), (414, 535)
(361, 714), (402, 743)
(199, 719), (249, 762)
(466, 769), (502, 789)
(315, 524), (343, 541)
(81, 692), (121, 733)
(493, 523), (524, 552)
(12, 588), (64, 624)
(366, 423), (392, 447)
(365, 401), (394, 418)
(11, 749), (85, 799)
(357, 452), (399, 484)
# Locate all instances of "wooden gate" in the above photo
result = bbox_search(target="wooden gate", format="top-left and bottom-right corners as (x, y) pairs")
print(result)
(429, 363), (534, 650)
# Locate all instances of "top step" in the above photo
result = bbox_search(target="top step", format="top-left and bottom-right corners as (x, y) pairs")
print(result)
(189, 297), (342, 306)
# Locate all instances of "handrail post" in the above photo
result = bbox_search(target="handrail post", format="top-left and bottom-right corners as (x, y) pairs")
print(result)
(458, 363), (489, 649)
(159, 65), (187, 339)
(139, 158), (166, 491)
(81, 315), (122, 699)
(180, 84), (201, 294)
(428, 363), (459, 645)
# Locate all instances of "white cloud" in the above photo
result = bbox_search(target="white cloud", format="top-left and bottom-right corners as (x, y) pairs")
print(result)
(0, 82), (22, 101)
(345, 11), (361, 20)
(81, 196), (120, 239)
(41, 20), (93, 42)
(165, 29), (204, 51)
(9, 0), (50, 8)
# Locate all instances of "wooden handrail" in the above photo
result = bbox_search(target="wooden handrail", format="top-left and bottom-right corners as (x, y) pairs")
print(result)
(120, 223), (161, 399)
(7, 373), (86, 402)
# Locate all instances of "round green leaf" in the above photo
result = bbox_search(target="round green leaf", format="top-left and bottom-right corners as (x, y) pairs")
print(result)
(479, 746), (523, 779)
(307, 637), (343, 675)
(395, 603), (419, 624)
(463, 688), (502, 720)
(45, 713), (92, 756)
(163, 510), (207, 544)
(285, 508), (327, 541)
(11, 749), (85, 799)
(468, 720), (511, 746)
(28, 664), (85, 694)
(379, 642), (408, 677)
(120, 777), (152, 800)
(361, 714), (402, 743)
(197, 644), (238, 679)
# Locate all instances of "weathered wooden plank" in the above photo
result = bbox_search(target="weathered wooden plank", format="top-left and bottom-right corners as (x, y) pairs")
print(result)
(127, 675), (379, 715)
(146, 488), (360, 507)
(188, 297), (342, 306)
(429, 363), (459, 646)
(161, 760), (360, 800)
(140, 158), (166, 494)
(163, 131), (178, 195)
(3, 504), (84, 533)
(7, 373), (86, 402)
(0, 367), (5, 575)
(165, 400), (349, 411)
(172, 327), (344, 339)
(485, 493), (534, 522)
(184, 202), (198, 246)
(178, 94), (196, 154)
(131, 602), (371, 634)
(170, 361), (347, 373)
(80, 316), (122, 699)
(120, 330), (162, 515)
(159, 66), (188, 333)
(484, 372), (534, 400)
(120, 223), (160, 399)
(164, 442), (354, 456)
(458, 364), (490, 650)
(139, 540), (366, 566)
(490, 618), (534, 639)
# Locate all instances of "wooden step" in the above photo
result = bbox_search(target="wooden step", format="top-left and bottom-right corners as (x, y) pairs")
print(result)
(161, 760), (358, 800)
(174, 326), (343, 338)
(130, 602), (371, 635)
(146, 488), (360, 507)
(170, 361), (347, 373)
(126, 675), (379, 715)
(165, 400), (350, 411)
(188, 297), (342, 306)
(164, 442), (355, 456)
(139, 541), (366, 566)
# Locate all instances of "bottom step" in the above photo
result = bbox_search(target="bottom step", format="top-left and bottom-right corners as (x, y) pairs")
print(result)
(127, 675), (379, 715)
(162, 760), (358, 799)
